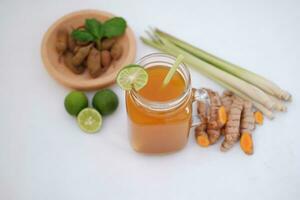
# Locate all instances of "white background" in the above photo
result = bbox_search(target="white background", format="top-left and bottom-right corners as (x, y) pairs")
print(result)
(0, 0), (299, 199)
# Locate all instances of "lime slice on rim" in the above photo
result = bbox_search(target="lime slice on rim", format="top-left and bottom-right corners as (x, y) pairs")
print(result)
(117, 65), (148, 91)
(77, 108), (102, 133)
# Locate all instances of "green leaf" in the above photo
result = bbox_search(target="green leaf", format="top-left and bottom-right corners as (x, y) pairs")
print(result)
(71, 30), (95, 42)
(103, 17), (127, 38)
(85, 18), (103, 39)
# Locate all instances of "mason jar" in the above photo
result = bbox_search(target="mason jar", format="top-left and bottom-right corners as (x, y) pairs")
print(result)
(125, 53), (207, 153)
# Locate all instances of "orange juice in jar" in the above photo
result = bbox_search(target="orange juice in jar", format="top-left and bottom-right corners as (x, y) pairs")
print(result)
(126, 53), (206, 153)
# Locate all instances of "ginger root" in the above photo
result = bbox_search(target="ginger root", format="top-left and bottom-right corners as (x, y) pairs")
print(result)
(254, 111), (264, 125)
(221, 96), (244, 151)
(195, 101), (210, 147)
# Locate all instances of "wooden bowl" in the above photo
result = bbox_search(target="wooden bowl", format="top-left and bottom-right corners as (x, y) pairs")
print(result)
(41, 10), (136, 90)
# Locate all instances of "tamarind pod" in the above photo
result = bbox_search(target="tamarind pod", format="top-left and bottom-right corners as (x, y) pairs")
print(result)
(56, 29), (68, 55)
(111, 43), (123, 60)
(64, 52), (85, 74)
(101, 50), (112, 68)
(101, 38), (116, 50)
(87, 48), (102, 78)
(71, 44), (92, 67)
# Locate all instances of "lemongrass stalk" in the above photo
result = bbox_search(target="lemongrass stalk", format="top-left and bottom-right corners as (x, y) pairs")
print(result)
(163, 55), (184, 86)
(269, 95), (287, 112)
(155, 29), (291, 101)
(180, 49), (275, 118)
(142, 33), (275, 117)
(141, 36), (276, 111)
(190, 58), (275, 118)
(142, 37), (274, 118)
(209, 76), (274, 119)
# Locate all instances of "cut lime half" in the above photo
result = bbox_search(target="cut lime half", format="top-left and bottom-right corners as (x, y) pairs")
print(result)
(117, 65), (148, 91)
(77, 108), (102, 133)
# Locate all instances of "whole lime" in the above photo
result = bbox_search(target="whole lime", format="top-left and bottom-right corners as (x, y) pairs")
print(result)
(92, 89), (118, 116)
(64, 91), (88, 116)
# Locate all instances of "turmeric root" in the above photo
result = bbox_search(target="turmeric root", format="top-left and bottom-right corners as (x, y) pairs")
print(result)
(240, 101), (255, 133)
(254, 111), (264, 125)
(219, 91), (234, 127)
(220, 90), (233, 113)
(240, 101), (255, 155)
(195, 125), (210, 147)
(221, 96), (244, 151)
(207, 91), (227, 127)
(240, 132), (253, 155)
(205, 89), (223, 144)
(221, 127), (225, 136)
(195, 101), (210, 147)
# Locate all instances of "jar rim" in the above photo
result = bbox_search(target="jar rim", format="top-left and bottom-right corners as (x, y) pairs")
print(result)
(130, 53), (192, 112)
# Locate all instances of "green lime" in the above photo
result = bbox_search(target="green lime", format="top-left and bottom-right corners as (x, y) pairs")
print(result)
(64, 91), (88, 116)
(92, 89), (118, 116)
(116, 64), (148, 91)
(77, 108), (102, 133)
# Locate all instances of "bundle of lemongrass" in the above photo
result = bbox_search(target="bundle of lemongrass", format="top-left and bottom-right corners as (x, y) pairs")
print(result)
(141, 29), (291, 119)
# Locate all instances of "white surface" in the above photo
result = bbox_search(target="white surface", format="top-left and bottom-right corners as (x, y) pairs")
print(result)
(0, 0), (299, 199)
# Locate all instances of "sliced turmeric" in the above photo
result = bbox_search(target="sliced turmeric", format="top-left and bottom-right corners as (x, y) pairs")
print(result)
(240, 101), (255, 155)
(195, 101), (210, 147)
(221, 96), (244, 151)
(218, 106), (227, 127)
(254, 111), (264, 125)
(195, 125), (210, 147)
(240, 132), (253, 155)
(219, 91), (232, 127)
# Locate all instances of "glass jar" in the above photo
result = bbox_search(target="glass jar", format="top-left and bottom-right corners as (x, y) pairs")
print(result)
(125, 53), (207, 153)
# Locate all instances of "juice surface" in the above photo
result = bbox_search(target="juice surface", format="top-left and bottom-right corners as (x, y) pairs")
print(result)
(138, 66), (185, 101)
(126, 65), (192, 153)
